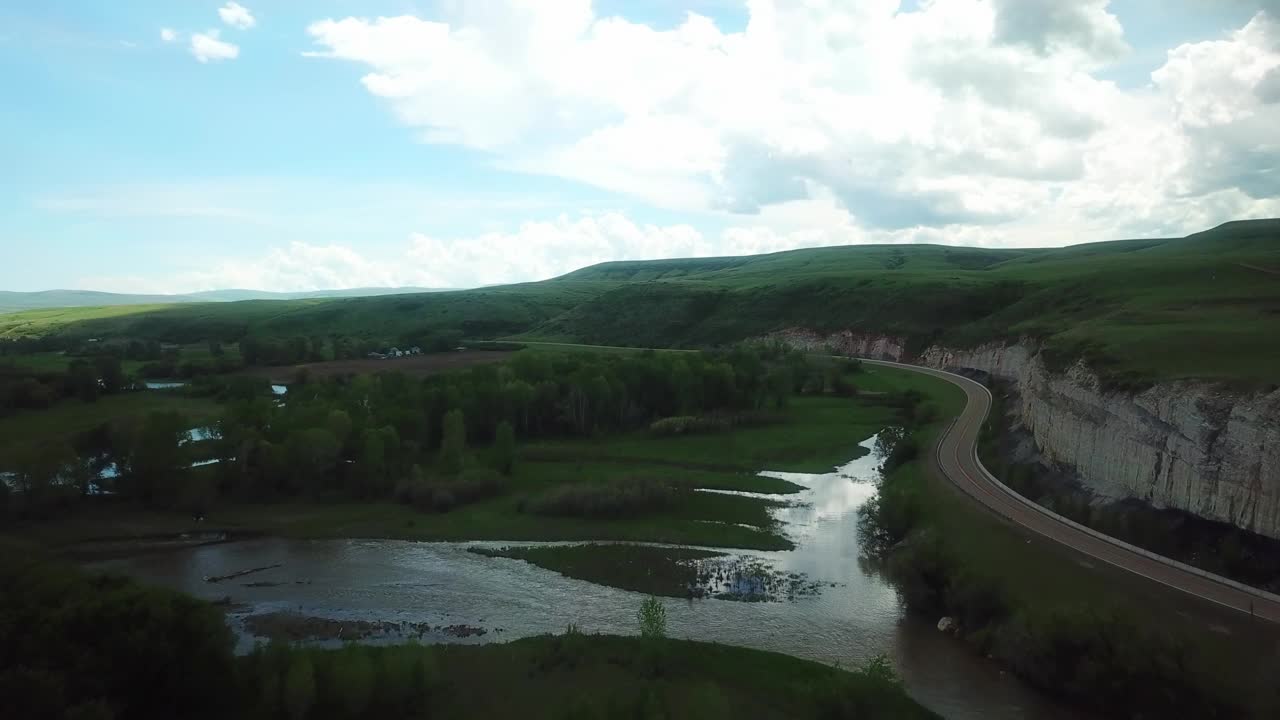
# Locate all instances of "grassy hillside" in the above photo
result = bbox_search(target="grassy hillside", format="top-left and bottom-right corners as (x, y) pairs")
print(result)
(0, 281), (615, 343)
(3, 220), (1277, 385)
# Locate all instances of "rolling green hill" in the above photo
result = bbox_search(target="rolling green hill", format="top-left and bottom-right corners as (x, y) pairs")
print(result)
(0, 286), (446, 313)
(3, 220), (1277, 385)
(0, 282), (617, 344)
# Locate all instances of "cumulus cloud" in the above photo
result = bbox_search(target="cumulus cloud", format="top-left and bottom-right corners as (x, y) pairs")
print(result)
(1153, 12), (1280, 200)
(989, 0), (1128, 60)
(160, 28), (178, 43)
(301, 0), (1195, 235)
(190, 30), (239, 63)
(218, 2), (256, 31)
(289, 2), (1280, 250)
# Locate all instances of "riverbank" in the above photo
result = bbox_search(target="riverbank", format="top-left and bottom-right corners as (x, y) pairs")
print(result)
(240, 633), (938, 720)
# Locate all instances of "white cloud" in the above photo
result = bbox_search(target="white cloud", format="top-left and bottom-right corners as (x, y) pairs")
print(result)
(218, 2), (256, 31)
(1152, 12), (1280, 200)
(78, 206), (1067, 295)
(190, 29), (239, 63)
(989, 0), (1127, 61)
(303, 1), (1280, 242)
(160, 28), (178, 43)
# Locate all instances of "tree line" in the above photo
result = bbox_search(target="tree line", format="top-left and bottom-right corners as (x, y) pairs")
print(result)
(2, 345), (861, 521)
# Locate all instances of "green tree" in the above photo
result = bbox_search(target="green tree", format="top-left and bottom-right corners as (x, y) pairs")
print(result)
(637, 596), (667, 639)
(239, 337), (260, 366)
(122, 412), (190, 506)
(440, 409), (466, 475)
(285, 428), (340, 494)
(492, 420), (516, 475)
(12, 440), (75, 515)
(358, 429), (387, 496)
(283, 654), (316, 720)
(93, 356), (126, 394)
(327, 410), (353, 447)
(67, 360), (99, 402)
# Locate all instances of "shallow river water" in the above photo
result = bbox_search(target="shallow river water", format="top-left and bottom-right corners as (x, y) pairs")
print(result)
(95, 435), (1086, 719)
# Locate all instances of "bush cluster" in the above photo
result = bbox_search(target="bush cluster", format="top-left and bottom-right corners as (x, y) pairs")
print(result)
(521, 478), (677, 519)
(647, 411), (780, 436)
(394, 467), (505, 513)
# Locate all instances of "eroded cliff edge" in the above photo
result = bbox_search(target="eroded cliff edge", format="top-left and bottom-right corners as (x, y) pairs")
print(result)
(772, 329), (1280, 541)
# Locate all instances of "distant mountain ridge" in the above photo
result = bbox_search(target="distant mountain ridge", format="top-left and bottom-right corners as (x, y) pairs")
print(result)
(0, 287), (450, 313)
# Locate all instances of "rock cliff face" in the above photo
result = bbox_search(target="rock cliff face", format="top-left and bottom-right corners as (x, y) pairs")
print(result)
(767, 329), (908, 361)
(773, 328), (1280, 540)
(919, 343), (1280, 539)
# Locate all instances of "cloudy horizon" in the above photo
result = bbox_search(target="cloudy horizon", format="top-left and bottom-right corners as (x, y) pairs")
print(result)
(4, 1), (1279, 294)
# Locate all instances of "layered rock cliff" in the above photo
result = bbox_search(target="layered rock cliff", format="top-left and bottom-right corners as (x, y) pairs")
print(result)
(772, 329), (1280, 541)
(767, 329), (908, 362)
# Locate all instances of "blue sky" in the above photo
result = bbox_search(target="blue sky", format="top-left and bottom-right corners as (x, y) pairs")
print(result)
(2, 1), (1278, 292)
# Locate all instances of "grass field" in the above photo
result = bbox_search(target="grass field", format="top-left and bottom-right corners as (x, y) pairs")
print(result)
(0, 341), (238, 375)
(399, 633), (934, 719)
(3, 220), (1277, 385)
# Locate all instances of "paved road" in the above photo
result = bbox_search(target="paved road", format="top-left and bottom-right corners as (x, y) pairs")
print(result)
(863, 358), (1280, 624)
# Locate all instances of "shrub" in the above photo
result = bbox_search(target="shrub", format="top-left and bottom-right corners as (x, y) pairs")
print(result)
(523, 478), (676, 519)
(0, 546), (237, 720)
(329, 645), (375, 717)
(994, 607), (1235, 718)
(649, 415), (727, 436)
(398, 466), (505, 513)
(648, 411), (780, 436)
(947, 571), (1010, 633)
(440, 409), (466, 475)
(283, 654), (316, 720)
(493, 420), (516, 475)
(637, 596), (667, 639)
(884, 530), (954, 615)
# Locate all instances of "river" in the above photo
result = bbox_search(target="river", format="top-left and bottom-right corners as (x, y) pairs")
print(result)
(93, 433), (1086, 719)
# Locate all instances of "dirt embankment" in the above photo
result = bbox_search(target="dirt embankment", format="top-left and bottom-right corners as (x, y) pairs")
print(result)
(239, 350), (513, 383)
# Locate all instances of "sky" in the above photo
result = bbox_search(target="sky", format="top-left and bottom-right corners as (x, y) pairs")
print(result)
(2, 0), (1279, 293)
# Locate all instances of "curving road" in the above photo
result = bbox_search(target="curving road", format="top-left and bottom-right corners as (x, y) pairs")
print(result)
(863, 358), (1280, 625)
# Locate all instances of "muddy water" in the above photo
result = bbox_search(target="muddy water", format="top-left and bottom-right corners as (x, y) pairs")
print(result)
(94, 435), (1086, 720)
